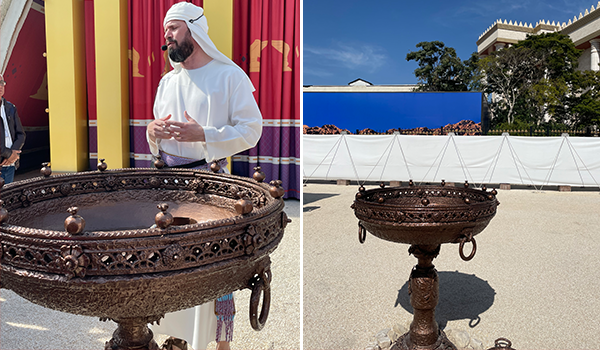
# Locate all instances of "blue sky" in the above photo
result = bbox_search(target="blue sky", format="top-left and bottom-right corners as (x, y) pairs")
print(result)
(303, 0), (599, 86)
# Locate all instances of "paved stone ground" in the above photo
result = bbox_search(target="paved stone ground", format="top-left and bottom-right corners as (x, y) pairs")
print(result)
(0, 170), (300, 350)
(303, 183), (600, 350)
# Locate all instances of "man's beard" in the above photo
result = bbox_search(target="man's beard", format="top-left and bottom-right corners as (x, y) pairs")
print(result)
(168, 35), (194, 63)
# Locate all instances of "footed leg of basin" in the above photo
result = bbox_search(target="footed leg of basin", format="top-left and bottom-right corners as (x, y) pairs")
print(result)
(105, 318), (160, 350)
(393, 331), (456, 350)
(391, 245), (457, 350)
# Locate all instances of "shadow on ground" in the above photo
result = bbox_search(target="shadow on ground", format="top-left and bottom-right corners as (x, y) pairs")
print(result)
(395, 271), (495, 330)
(303, 193), (339, 212)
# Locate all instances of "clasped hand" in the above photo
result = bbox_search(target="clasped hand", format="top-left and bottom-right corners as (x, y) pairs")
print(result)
(148, 112), (205, 142)
(0, 150), (20, 166)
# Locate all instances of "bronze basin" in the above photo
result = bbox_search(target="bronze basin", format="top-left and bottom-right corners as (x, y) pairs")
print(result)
(0, 167), (289, 349)
(352, 181), (499, 350)
(352, 183), (499, 246)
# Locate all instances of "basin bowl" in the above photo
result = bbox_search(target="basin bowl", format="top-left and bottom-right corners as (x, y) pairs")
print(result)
(0, 168), (287, 324)
(352, 184), (499, 245)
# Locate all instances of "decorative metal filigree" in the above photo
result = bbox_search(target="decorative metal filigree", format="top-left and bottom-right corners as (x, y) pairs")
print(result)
(0, 168), (287, 350)
(353, 182), (500, 350)
(59, 245), (90, 279)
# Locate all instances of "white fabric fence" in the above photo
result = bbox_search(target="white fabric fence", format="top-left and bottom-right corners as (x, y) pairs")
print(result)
(303, 134), (600, 188)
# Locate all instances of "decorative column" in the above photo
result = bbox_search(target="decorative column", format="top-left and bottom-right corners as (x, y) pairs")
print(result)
(590, 39), (600, 71)
(204, 0), (233, 58)
(44, 0), (88, 172)
(204, 0), (234, 172)
(94, 0), (130, 169)
(494, 42), (506, 51)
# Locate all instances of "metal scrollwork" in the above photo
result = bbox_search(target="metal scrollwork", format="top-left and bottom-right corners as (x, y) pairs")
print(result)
(243, 225), (262, 255)
(149, 177), (160, 187)
(0, 199), (8, 223)
(163, 244), (184, 268)
(189, 178), (202, 193)
(105, 176), (117, 189)
(60, 183), (71, 196)
(20, 189), (34, 206)
(60, 245), (90, 279)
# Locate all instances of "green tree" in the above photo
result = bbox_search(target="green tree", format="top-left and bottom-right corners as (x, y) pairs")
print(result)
(406, 41), (479, 92)
(515, 32), (582, 126)
(527, 77), (569, 126)
(480, 33), (590, 128)
(463, 52), (483, 91)
(558, 70), (600, 128)
(478, 46), (546, 124)
(515, 32), (581, 79)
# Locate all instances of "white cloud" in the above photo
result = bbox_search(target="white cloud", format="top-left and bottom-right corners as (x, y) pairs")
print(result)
(303, 66), (335, 77)
(546, 0), (599, 16)
(304, 41), (387, 73)
(452, 0), (531, 19)
(451, 0), (594, 20)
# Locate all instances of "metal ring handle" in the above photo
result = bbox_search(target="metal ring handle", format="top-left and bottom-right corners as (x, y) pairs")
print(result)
(263, 267), (272, 284)
(249, 271), (271, 331)
(494, 338), (512, 348)
(459, 236), (477, 261)
(358, 224), (366, 244)
(468, 315), (481, 327)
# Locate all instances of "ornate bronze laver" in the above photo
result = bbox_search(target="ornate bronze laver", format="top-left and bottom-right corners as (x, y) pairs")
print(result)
(0, 166), (290, 350)
(352, 180), (499, 350)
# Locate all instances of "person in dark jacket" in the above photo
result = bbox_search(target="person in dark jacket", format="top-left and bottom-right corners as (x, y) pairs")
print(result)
(0, 74), (26, 183)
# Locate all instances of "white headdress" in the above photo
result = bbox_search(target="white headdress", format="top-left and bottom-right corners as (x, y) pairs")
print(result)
(163, 2), (254, 90)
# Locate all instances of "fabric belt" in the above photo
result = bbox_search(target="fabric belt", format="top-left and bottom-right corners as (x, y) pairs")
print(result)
(162, 158), (208, 169)
(158, 150), (226, 170)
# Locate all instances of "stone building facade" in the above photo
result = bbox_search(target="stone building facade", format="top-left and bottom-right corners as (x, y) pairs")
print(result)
(476, 2), (600, 71)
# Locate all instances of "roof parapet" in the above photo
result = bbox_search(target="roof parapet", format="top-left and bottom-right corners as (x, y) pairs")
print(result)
(479, 1), (600, 38)
(477, 19), (536, 39)
(562, 1), (600, 30)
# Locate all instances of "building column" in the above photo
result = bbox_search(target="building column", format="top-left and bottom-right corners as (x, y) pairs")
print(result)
(204, 0), (234, 171)
(45, 0), (88, 172)
(590, 39), (600, 71)
(203, 0), (233, 58)
(94, 0), (130, 168)
(494, 43), (506, 51)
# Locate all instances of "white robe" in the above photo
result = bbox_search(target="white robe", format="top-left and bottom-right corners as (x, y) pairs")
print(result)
(152, 302), (217, 350)
(149, 60), (259, 349)
(148, 59), (262, 162)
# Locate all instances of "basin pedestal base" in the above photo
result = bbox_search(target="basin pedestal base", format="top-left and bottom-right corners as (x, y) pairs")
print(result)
(104, 317), (160, 350)
(391, 244), (457, 350)
(393, 331), (455, 350)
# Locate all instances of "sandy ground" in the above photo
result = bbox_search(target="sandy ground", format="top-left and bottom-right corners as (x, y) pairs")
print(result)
(303, 183), (600, 350)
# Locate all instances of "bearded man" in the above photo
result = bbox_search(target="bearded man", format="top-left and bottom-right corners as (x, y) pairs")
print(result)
(147, 3), (262, 172)
(147, 3), (262, 350)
